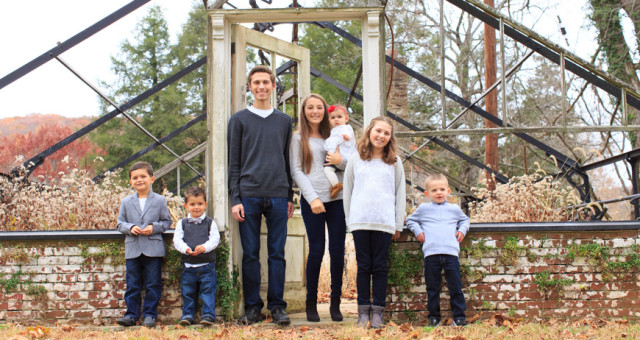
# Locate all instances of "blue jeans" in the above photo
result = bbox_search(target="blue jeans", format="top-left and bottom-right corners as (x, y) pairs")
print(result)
(300, 196), (346, 302)
(424, 254), (466, 319)
(239, 197), (288, 311)
(124, 255), (163, 320)
(181, 262), (217, 319)
(352, 230), (392, 307)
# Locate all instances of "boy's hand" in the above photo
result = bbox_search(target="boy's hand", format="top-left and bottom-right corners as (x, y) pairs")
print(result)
(342, 133), (350, 141)
(391, 230), (401, 241)
(416, 232), (425, 243)
(287, 202), (294, 219)
(193, 245), (206, 255)
(186, 247), (194, 255)
(456, 231), (465, 243)
(130, 226), (142, 235)
(232, 204), (245, 222)
(140, 224), (153, 235)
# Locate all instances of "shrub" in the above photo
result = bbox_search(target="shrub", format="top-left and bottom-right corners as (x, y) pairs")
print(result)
(469, 174), (592, 222)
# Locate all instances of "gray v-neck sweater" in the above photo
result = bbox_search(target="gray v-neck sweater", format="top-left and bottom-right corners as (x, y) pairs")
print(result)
(227, 108), (293, 206)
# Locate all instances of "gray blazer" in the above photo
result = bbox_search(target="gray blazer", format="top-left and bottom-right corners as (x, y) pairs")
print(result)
(116, 191), (173, 259)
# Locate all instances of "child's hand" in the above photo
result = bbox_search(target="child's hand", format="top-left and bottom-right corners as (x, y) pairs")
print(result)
(140, 224), (153, 235)
(456, 231), (465, 243)
(194, 245), (206, 255)
(130, 226), (142, 235)
(416, 233), (425, 243)
(186, 247), (194, 255)
(342, 133), (350, 141)
(391, 230), (401, 241)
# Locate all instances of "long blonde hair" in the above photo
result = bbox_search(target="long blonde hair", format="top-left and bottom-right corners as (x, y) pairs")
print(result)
(297, 94), (331, 173)
(357, 116), (397, 165)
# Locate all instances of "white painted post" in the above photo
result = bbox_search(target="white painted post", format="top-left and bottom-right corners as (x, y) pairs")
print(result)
(207, 13), (233, 254)
(362, 10), (385, 126)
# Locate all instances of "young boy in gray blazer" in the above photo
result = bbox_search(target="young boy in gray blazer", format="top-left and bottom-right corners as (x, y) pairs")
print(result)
(116, 162), (172, 328)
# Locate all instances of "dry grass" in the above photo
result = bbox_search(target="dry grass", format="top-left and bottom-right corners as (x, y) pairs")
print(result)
(0, 159), (185, 231)
(2, 317), (639, 339)
(469, 174), (594, 223)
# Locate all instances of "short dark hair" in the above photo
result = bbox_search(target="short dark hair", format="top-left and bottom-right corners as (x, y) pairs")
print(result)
(248, 65), (276, 84)
(129, 162), (153, 178)
(184, 186), (207, 203)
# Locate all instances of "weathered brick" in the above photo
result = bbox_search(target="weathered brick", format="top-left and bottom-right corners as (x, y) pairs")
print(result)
(38, 256), (68, 265)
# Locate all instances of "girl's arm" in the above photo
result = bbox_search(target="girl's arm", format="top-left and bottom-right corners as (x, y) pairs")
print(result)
(342, 154), (356, 225)
(394, 156), (407, 232)
(289, 134), (320, 203)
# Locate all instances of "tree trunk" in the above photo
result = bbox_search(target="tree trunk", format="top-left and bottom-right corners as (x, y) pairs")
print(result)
(590, 0), (640, 148)
(484, 0), (498, 189)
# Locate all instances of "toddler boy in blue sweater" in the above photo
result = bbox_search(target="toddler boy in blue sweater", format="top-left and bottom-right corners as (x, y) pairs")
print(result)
(406, 173), (470, 327)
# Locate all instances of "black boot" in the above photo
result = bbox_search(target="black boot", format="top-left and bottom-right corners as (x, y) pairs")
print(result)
(330, 296), (343, 322)
(306, 300), (320, 322)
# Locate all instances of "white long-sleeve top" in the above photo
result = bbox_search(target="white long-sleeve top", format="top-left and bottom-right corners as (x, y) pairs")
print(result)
(172, 213), (220, 268)
(324, 124), (356, 161)
(343, 154), (406, 235)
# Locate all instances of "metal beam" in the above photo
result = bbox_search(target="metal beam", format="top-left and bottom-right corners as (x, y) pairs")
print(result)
(396, 125), (640, 137)
(21, 57), (206, 178)
(93, 113), (206, 182)
(0, 0), (151, 90)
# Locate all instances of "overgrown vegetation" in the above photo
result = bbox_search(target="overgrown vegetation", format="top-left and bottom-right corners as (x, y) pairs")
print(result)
(214, 238), (240, 321)
(0, 161), (184, 231)
(469, 174), (596, 222)
(534, 270), (575, 297)
(387, 243), (424, 293)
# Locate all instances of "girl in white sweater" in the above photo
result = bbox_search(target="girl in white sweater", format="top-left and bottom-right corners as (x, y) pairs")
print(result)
(343, 116), (406, 329)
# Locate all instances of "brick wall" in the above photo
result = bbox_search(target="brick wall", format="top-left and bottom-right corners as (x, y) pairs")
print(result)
(387, 224), (640, 322)
(0, 235), (182, 325)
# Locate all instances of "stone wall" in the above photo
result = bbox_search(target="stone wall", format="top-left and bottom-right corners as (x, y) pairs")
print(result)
(387, 223), (640, 322)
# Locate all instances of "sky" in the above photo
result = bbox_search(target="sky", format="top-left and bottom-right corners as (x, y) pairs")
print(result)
(0, 0), (613, 120)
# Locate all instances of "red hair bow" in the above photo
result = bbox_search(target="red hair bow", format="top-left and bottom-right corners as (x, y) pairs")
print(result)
(328, 105), (336, 113)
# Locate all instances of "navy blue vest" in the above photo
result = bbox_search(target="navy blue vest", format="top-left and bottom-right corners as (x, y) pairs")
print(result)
(180, 216), (216, 264)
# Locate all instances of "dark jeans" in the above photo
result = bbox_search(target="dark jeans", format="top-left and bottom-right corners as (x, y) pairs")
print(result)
(124, 255), (163, 320)
(352, 230), (392, 307)
(181, 262), (217, 319)
(424, 254), (466, 319)
(239, 197), (288, 311)
(300, 196), (346, 302)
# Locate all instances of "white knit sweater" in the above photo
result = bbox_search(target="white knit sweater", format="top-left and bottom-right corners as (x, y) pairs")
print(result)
(343, 154), (406, 235)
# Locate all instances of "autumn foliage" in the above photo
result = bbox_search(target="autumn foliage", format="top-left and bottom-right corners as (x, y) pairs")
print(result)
(0, 123), (101, 182)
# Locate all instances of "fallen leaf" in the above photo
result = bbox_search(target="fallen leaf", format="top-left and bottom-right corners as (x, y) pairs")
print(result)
(399, 323), (413, 332)
(179, 335), (189, 340)
(61, 325), (75, 332)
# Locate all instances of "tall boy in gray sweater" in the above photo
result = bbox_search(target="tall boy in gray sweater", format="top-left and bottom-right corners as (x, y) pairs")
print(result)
(406, 173), (470, 327)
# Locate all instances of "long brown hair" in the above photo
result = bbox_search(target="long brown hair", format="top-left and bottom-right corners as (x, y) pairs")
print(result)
(357, 116), (397, 165)
(297, 94), (332, 173)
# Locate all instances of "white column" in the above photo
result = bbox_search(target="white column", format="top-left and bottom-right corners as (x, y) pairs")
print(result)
(361, 10), (385, 126)
(207, 14), (231, 239)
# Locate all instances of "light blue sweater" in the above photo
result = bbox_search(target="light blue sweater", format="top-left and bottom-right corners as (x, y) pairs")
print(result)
(406, 202), (470, 258)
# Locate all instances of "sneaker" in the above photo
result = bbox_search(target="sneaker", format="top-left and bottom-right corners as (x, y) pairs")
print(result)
(116, 316), (136, 327)
(452, 318), (467, 327)
(271, 307), (291, 326)
(201, 315), (216, 326)
(179, 317), (194, 326)
(427, 317), (441, 327)
(142, 316), (156, 328)
(237, 308), (263, 325)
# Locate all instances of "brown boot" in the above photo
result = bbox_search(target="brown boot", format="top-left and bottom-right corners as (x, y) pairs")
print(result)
(330, 182), (343, 199)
